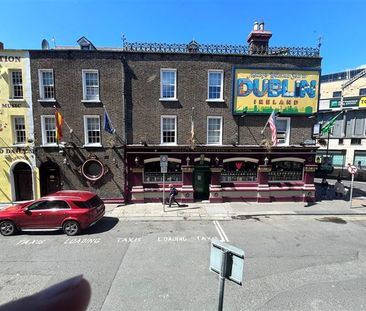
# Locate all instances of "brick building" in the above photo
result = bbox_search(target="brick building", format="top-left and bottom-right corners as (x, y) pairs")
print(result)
(30, 40), (125, 202)
(28, 22), (321, 203)
(125, 22), (321, 203)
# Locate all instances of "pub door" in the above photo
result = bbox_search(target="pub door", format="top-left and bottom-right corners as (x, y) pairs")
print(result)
(13, 162), (33, 201)
(40, 162), (61, 197)
(193, 165), (211, 201)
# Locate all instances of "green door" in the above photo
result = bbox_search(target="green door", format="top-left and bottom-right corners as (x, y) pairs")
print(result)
(193, 166), (211, 200)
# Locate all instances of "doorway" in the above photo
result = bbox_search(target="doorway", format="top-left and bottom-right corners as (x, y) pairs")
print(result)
(40, 161), (61, 197)
(13, 162), (33, 201)
(193, 165), (211, 201)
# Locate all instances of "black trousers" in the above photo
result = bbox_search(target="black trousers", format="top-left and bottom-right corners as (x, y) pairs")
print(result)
(169, 194), (180, 207)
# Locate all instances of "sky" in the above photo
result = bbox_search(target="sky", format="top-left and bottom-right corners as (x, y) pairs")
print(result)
(1, 0), (365, 74)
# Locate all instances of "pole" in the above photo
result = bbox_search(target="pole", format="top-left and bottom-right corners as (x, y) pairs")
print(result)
(349, 173), (354, 208)
(218, 251), (228, 311)
(162, 173), (165, 212)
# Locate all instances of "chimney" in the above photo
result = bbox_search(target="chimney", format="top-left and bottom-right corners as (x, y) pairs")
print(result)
(247, 21), (272, 55)
(0, 42), (4, 50)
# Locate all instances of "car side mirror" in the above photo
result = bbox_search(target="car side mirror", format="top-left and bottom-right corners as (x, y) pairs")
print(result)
(23, 207), (30, 214)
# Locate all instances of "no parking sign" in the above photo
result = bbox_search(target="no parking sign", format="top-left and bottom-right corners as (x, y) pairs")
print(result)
(348, 165), (358, 175)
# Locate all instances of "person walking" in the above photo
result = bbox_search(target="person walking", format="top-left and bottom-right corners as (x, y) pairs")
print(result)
(320, 177), (329, 199)
(334, 177), (345, 199)
(168, 184), (180, 207)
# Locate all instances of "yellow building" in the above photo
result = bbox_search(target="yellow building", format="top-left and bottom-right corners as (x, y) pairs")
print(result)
(0, 48), (39, 203)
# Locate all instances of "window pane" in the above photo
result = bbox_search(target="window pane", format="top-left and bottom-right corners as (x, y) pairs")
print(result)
(208, 72), (222, 99)
(11, 71), (23, 99)
(162, 117), (176, 143)
(208, 118), (221, 144)
(14, 117), (26, 144)
(44, 117), (56, 144)
(84, 72), (99, 100)
(41, 71), (54, 99)
(161, 71), (176, 98)
(86, 117), (100, 144)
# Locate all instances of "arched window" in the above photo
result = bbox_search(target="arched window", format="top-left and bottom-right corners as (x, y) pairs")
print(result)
(144, 160), (182, 183)
(268, 161), (303, 181)
(221, 161), (258, 182)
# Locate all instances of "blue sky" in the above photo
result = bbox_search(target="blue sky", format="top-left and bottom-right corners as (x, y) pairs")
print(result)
(1, 0), (365, 74)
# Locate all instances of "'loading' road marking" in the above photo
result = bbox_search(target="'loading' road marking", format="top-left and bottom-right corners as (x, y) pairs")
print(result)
(213, 221), (229, 242)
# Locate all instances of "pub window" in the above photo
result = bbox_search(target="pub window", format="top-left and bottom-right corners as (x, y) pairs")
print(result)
(332, 91), (341, 98)
(41, 115), (57, 146)
(221, 161), (258, 182)
(144, 161), (182, 183)
(207, 70), (223, 101)
(12, 116), (26, 144)
(83, 115), (101, 146)
(161, 115), (177, 145)
(160, 69), (177, 100)
(82, 70), (100, 101)
(268, 161), (303, 181)
(10, 70), (23, 99)
(39, 69), (55, 100)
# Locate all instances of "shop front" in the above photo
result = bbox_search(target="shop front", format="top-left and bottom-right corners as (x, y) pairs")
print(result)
(127, 146), (318, 204)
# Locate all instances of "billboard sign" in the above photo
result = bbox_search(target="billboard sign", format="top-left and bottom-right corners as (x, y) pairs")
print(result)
(329, 96), (366, 108)
(232, 68), (320, 115)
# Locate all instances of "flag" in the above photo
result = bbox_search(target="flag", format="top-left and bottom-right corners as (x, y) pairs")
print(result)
(267, 111), (277, 146)
(320, 111), (343, 134)
(55, 111), (63, 143)
(104, 110), (115, 134)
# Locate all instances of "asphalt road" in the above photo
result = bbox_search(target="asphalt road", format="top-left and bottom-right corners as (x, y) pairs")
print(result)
(1, 216), (366, 310)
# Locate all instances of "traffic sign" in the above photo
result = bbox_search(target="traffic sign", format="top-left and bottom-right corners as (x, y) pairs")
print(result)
(161, 166), (167, 173)
(348, 165), (358, 175)
(160, 155), (168, 167)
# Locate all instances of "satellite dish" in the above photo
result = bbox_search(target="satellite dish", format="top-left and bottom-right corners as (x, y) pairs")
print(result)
(41, 39), (50, 50)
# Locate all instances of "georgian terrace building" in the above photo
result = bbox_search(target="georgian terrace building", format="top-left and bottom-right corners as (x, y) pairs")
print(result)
(28, 22), (321, 204)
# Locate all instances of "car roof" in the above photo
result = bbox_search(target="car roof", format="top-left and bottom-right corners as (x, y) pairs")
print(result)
(43, 190), (97, 201)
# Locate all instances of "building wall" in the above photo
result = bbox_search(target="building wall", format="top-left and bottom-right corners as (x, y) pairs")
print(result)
(30, 50), (125, 200)
(0, 50), (39, 203)
(124, 53), (320, 146)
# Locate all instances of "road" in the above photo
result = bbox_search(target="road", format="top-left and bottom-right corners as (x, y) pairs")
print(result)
(1, 216), (366, 310)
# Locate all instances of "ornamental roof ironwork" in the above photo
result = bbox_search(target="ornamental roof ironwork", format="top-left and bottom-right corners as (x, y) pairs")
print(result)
(123, 40), (320, 57)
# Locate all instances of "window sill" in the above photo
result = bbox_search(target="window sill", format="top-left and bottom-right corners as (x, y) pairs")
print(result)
(159, 98), (178, 102)
(81, 99), (101, 104)
(10, 144), (28, 148)
(40, 144), (58, 148)
(83, 144), (103, 148)
(8, 98), (25, 102)
(206, 99), (225, 103)
(160, 143), (177, 146)
(38, 98), (56, 103)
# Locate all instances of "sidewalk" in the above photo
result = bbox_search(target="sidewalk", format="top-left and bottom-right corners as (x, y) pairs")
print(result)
(106, 197), (366, 221)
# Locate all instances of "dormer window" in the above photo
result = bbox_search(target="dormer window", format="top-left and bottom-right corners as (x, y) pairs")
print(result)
(77, 36), (96, 51)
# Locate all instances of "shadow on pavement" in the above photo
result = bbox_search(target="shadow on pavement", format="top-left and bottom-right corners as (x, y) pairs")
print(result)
(84, 216), (119, 234)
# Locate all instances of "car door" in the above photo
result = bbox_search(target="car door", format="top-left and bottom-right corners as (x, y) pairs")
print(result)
(21, 201), (49, 228)
(41, 200), (70, 228)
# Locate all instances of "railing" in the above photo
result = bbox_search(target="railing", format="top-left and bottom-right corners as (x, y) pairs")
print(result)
(144, 172), (182, 183)
(268, 171), (303, 181)
(123, 41), (320, 57)
(221, 171), (257, 182)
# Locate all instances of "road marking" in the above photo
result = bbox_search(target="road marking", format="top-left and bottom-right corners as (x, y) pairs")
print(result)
(64, 238), (101, 244)
(213, 221), (229, 242)
(158, 236), (188, 242)
(117, 237), (142, 243)
(16, 239), (46, 245)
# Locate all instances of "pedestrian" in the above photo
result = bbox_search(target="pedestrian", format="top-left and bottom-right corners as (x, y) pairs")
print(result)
(320, 177), (328, 199)
(168, 184), (180, 207)
(334, 177), (345, 199)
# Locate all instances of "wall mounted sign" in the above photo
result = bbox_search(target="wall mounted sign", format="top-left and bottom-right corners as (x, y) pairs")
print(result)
(232, 68), (320, 115)
(81, 157), (108, 182)
(329, 96), (366, 108)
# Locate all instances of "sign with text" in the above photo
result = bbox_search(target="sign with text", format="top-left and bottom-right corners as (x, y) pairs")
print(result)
(329, 96), (366, 108)
(233, 68), (320, 115)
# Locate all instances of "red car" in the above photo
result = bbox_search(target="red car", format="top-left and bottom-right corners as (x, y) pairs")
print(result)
(0, 190), (105, 236)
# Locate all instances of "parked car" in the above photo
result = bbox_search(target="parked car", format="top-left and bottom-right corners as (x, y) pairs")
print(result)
(0, 190), (105, 236)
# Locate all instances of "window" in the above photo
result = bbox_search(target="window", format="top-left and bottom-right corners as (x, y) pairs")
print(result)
(221, 161), (258, 182)
(28, 200), (69, 211)
(160, 69), (177, 100)
(84, 116), (101, 146)
(41, 115), (57, 146)
(10, 70), (23, 99)
(161, 116), (177, 144)
(207, 116), (223, 145)
(316, 150), (346, 168)
(82, 70), (100, 101)
(351, 138), (362, 145)
(359, 88), (366, 96)
(207, 70), (223, 100)
(354, 151), (366, 168)
(338, 138), (344, 145)
(268, 161), (303, 181)
(144, 160), (182, 183)
(39, 69), (55, 100)
(332, 91), (341, 98)
(12, 116), (26, 144)
(276, 117), (290, 145)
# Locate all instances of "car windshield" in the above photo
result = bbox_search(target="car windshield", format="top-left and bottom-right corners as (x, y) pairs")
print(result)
(73, 196), (103, 209)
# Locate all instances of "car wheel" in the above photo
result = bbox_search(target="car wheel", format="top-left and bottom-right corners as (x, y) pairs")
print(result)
(63, 221), (80, 236)
(0, 220), (16, 236)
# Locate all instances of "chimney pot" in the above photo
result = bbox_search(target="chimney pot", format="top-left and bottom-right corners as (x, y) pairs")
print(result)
(253, 21), (259, 31)
(0, 42), (4, 50)
(259, 22), (264, 30)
